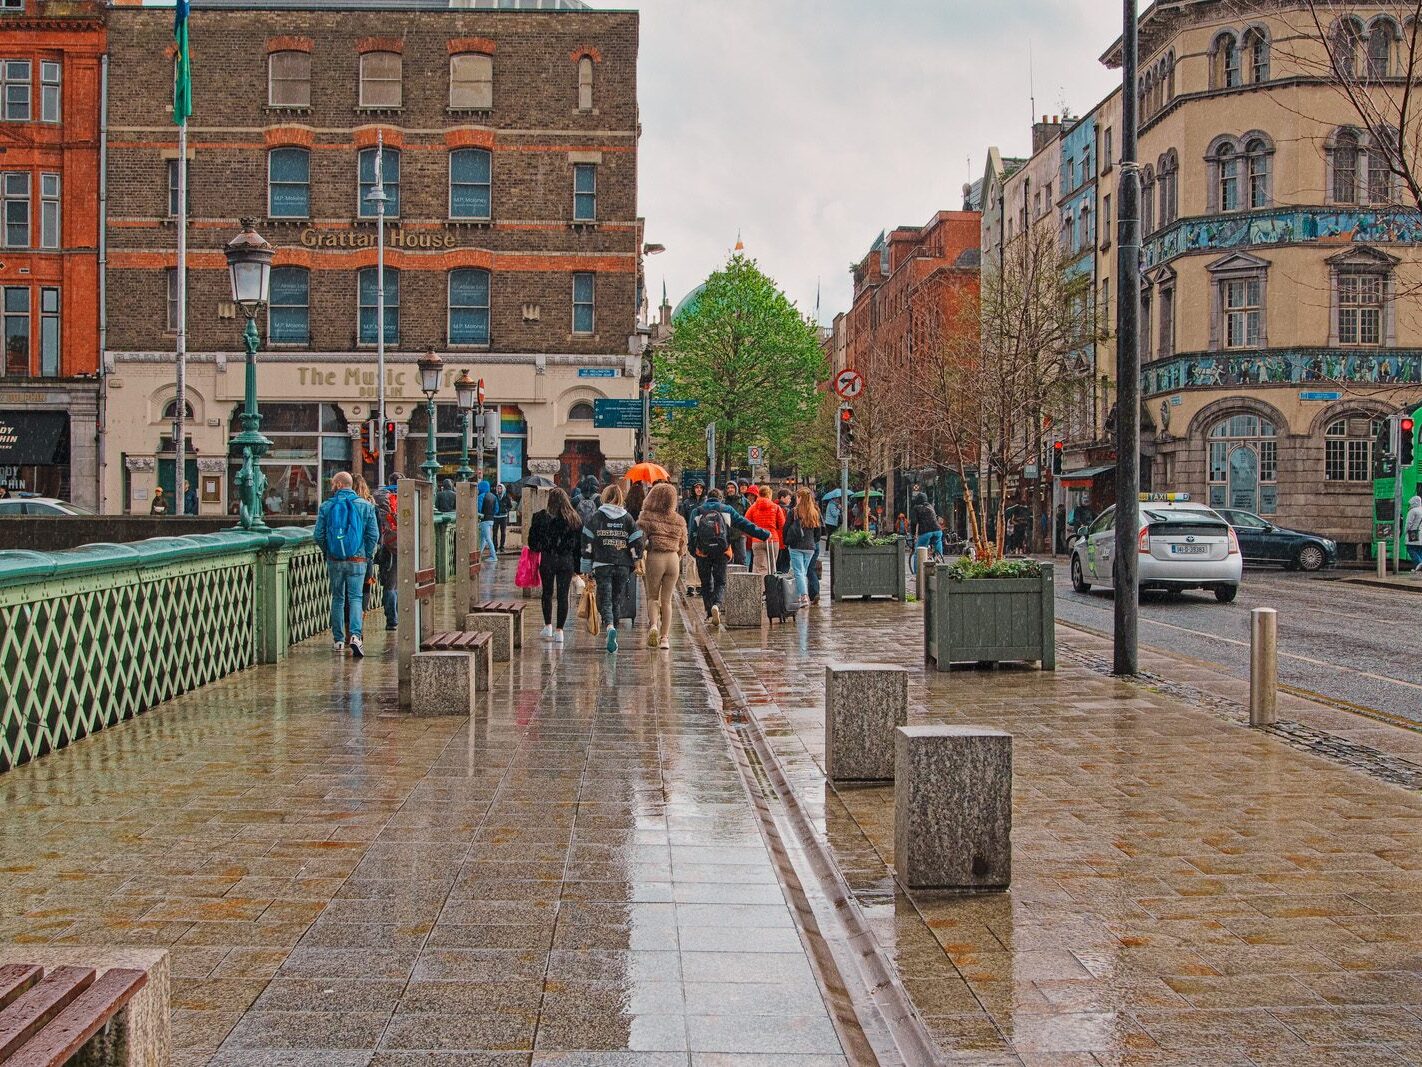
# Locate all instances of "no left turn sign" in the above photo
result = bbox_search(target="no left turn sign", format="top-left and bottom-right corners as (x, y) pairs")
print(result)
(833, 369), (865, 399)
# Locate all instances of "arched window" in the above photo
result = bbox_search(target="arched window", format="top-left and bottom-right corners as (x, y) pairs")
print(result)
(448, 268), (490, 345)
(1367, 19), (1396, 78)
(568, 401), (594, 422)
(1166, 50), (1176, 99)
(577, 56), (594, 110)
(268, 147), (309, 218)
(1141, 165), (1156, 235)
(162, 398), (195, 420)
(1217, 142), (1240, 211)
(268, 267), (310, 344)
(1369, 127), (1397, 203)
(359, 51), (402, 109)
(1213, 32), (1242, 88)
(1143, 71), (1156, 117)
(358, 266), (398, 345)
(1246, 137), (1271, 208)
(1243, 27), (1269, 82)
(1332, 17), (1365, 78)
(1325, 415), (1386, 481)
(358, 146), (399, 217)
(449, 148), (491, 219)
(450, 53), (493, 110)
(1207, 413), (1278, 513)
(1332, 129), (1360, 203)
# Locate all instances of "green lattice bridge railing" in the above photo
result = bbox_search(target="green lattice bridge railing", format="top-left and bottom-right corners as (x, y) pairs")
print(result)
(0, 525), (401, 773)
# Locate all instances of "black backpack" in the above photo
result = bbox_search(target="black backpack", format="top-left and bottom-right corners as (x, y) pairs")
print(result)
(695, 508), (729, 557)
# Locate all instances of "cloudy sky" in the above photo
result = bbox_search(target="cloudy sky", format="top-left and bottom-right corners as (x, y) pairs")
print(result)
(630, 0), (1123, 324)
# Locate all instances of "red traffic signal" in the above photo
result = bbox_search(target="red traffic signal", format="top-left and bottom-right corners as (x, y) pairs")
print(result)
(383, 420), (397, 454)
(1402, 416), (1416, 467)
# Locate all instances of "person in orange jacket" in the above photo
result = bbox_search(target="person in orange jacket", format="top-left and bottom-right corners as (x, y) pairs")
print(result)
(744, 485), (785, 574)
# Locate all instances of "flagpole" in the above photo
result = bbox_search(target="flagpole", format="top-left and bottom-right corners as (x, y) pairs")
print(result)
(373, 131), (388, 487)
(172, 0), (191, 518)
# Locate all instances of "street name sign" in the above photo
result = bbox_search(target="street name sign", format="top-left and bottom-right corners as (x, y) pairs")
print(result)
(833, 369), (865, 399)
(651, 398), (700, 409)
(578, 367), (618, 378)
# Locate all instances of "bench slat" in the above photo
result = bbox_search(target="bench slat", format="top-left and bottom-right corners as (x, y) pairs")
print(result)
(0, 967), (95, 1060)
(0, 965), (41, 1011)
(423, 631), (492, 652)
(7, 969), (148, 1067)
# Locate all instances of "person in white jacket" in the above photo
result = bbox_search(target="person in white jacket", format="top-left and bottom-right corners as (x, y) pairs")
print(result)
(1406, 494), (1422, 572)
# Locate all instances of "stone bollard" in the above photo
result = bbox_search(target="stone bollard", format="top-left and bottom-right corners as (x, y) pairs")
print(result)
(1377, 540), (1389, 579)
(824, 663), (908, 784)
(1249, 607), (1278, 727)
(413, 651), (476, 716)
(723, 571), (764, 627)
(895, 725), (1012, 892)
(464, 612), (514, 662)
(914, 547), (930, 600)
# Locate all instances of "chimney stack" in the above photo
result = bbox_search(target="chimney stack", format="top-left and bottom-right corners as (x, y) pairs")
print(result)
(1032, 114), (1064, 154)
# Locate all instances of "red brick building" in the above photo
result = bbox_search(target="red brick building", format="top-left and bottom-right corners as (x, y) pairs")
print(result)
(0, 0), (104, 507)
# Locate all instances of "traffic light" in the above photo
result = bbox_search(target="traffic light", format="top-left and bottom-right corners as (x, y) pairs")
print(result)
(364, 419), (379, 454)
(836, 403), (854, 459)
(1402, 415), (1416, 467)
(639, 350), (654, 391)
(383, 420), (396, 454)
(1051, 440), (1064, 476)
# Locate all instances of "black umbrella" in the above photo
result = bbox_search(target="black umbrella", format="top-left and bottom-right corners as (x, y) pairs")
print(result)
(514, 473), (556, 490)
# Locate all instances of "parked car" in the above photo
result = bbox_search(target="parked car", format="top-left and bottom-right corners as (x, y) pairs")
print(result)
(0, 497), (94, 516)
(1214, 508), (1337, 572)
(1070, 493), (1243, 603)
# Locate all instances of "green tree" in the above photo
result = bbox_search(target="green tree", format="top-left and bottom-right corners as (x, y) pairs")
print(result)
(654, 254), (827, 479)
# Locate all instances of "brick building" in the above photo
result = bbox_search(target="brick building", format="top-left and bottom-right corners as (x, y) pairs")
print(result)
(102, 0), (645, 516)
(0, 0), (104, 508)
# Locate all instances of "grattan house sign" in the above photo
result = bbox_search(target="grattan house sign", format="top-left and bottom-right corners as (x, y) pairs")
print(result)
(299, 226), (458, 250)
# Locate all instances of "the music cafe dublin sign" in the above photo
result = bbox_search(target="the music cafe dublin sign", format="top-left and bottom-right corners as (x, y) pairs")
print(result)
(299, 226), (459, 250)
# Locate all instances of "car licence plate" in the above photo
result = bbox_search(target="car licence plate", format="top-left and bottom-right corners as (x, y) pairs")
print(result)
(1170, 544), (1208, 555)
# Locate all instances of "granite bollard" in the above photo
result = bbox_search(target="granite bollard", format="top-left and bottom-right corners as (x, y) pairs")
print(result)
(464, 612), (514, 662)
(412, 650), (477, 715)
(723, 570), (764, 627)
(894, 724), (1012, 891)
(824, 662), (908, 783)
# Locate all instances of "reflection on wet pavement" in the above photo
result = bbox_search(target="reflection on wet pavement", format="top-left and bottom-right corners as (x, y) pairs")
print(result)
(0, 572), (848, 1066)
(717, 594), (1422, 1065)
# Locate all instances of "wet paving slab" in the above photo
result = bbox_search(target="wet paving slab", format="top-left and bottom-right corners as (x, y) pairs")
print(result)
(0, 571), (850, 1066)
(713, 592), (1422, 1065)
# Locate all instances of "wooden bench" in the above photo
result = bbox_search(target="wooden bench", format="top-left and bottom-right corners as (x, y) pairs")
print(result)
(421, 630), (490, 653)
(475, 600), (526, 649)
(0, 963), (147, 1066)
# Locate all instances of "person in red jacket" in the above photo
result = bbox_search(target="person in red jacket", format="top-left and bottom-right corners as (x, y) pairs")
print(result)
(744, 485), (785, 574)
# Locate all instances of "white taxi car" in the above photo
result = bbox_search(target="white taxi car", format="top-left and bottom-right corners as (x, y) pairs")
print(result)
(1069, 493), (1242, 603)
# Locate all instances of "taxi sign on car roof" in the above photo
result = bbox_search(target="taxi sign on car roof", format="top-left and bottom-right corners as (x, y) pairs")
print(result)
(1140, 492), (1191, 502)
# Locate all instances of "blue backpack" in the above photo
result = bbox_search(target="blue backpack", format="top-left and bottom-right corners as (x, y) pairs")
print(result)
(321, 495), (366, 560)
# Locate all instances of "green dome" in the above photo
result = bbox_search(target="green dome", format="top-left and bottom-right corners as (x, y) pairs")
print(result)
(672, 283), (705, 321)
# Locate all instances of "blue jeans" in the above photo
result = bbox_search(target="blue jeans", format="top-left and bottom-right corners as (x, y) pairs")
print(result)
(479, 520), (496, 558)
(382, 585), (397, 629)
(788, 548), (813, 600)
(328, 560), (365, 642)
(911, 531), (944, 573)
(1408, 544), (1422, 567)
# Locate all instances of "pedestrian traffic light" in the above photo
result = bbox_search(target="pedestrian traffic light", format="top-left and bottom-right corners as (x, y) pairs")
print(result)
(837, 403), (854, 459)
(1402, 415), (1416, 467)
(383, 420), (396, 454)
(1052, 440), (1064, 476)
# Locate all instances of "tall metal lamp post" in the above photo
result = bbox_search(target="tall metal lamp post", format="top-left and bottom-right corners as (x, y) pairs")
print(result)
(225, 218), (274, 532)
(453, 369), (477, 482)
(418, 351), (444, 483)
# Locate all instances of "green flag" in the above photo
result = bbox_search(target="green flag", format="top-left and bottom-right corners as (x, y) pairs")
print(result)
(173, 0), (191, 125)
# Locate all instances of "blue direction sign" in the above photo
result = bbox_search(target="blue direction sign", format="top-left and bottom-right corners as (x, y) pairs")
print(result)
(651, 398), (700, 410)
(593, 398), (643, 429)
(578, 367), (618, 378)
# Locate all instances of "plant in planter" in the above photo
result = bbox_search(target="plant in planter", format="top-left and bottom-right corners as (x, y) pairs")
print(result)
(829, 528), (907, 602)
(923, 556), (1055, 670)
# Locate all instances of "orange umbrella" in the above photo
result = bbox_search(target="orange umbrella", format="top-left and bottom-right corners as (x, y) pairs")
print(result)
(626, 462), (670, 483)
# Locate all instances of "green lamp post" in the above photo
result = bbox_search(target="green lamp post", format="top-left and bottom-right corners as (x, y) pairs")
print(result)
(225, 218), (274, 532)
(453, 368), (477, 482)
(418, 350), (444, 482)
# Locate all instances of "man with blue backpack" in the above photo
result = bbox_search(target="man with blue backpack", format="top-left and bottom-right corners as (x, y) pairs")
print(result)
(314, 470), (379, 658)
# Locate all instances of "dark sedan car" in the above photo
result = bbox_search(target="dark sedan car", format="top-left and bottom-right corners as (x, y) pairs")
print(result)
(1215, 508), (1337, 571)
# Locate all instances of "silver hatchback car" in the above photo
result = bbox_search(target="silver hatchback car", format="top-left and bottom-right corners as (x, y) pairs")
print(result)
(1069, 494), (1243, 603)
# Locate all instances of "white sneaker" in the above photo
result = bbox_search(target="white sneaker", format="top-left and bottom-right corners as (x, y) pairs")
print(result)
(710, 605), (721, 627)
(554, 629), (565, 644)
(348, 635), (364, 659)
(333, 640), (345, 652)
(541, 624), (554, 639)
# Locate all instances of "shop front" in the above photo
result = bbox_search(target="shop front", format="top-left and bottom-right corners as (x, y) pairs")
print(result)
(0, 409), (69, 499)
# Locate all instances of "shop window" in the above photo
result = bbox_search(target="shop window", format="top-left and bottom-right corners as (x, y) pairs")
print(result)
(2, 60), (29, 121)
(573, 163), (596, 222)
(2, 171), (27, 248)
(3, 286), (27, 376)
(1208, 414), (1278, 513)
(39, 61), (58, 122)
(359, 51), (401, 109)
(449, 148), (491, 219)
(39, 172), (57, 248)
(39, 286), (56, 376)
(572, 272), (595, 334)
(268, 50), (310, 108)
(450, 53), (493, 109)
(577, 56), (593, 110)
(358, 266), (398, 344)
(358, 146), (399, 217)
(1326, 416), (1384, 481)
(228, 402), (349, 517)
(448, 268), (490, 345)
(268, 147), (309, 218)
(497, 405), (528, 485)
(0, 2), (23, 11)
(268, 266), (310, 344)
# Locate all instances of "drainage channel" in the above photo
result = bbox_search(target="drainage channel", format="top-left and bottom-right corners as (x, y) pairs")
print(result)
(678, 595), (941, 1067)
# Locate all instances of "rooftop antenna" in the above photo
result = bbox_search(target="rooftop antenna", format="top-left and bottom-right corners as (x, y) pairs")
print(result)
(1028, 39), (1037, 125)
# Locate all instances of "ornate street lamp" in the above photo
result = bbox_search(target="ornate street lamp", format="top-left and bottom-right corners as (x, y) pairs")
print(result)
(453, 368), (477, 482)
(225, 218), (274, 531)
(418, 350), (444, 482)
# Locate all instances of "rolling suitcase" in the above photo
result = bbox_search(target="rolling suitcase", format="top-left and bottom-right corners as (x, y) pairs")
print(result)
(764, 562), (796, 623)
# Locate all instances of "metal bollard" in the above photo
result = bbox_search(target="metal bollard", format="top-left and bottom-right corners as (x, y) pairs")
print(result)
(1249, 607), (1277, 727)
(1377, 540), (1389, 580)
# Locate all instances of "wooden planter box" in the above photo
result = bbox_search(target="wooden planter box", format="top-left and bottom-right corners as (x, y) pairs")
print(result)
(830, 538), (907, 602)
(923, 562), (1055, 670)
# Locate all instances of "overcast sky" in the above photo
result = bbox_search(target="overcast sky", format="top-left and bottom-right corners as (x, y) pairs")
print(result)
(630, 0), (1123, 324)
